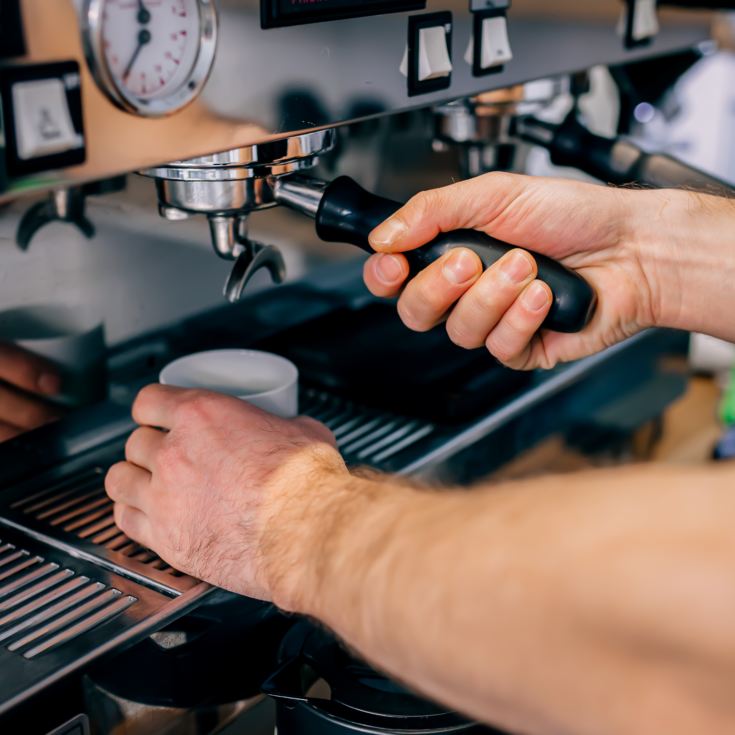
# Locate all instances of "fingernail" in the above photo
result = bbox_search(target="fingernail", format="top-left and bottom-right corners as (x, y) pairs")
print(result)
(443, 249), (480, 285)
(500, 251), (534, 284)
(370, 217), (408, 250)
(38, 372), (61, 395)
(522, 281), (551, 312)
(375, 254), (404, 283)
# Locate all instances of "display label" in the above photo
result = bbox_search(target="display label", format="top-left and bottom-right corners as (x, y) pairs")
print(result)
(262, 0), (426, 28)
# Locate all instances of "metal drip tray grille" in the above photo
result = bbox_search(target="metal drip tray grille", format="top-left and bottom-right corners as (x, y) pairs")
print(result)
(0, 525), (207, 717)
(9, 468), (178, 573)
(2, 462), (198, 596)
(0, 539), (136, 660)
(302, 389), (437, 467)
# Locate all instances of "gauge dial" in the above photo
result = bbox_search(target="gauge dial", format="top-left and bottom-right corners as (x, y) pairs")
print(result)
(83, 0), (218, 117)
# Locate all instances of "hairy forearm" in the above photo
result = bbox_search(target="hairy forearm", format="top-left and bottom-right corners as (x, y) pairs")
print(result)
(297, 463), (735, 735)
(632, 189), (735, 340)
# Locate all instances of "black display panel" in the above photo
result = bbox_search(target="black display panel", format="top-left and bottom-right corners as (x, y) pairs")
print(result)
(0, 0), (26, 59)
(262, 0), (426, 28)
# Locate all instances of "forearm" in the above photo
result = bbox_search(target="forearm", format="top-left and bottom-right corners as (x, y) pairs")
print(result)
(632, 189), (735, 340)
(298, 463), (735, 735)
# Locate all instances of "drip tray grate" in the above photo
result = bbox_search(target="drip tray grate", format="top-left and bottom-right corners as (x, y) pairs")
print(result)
(10, 468), (179, 574)
(0, 525), (206, 717)
(2, 461), (197, 596)
(0, 538), (136, 660)
(301, 388), (437, 467)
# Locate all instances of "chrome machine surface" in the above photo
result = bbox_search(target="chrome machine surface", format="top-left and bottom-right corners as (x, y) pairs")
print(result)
(0, 1), (709, 197)
(0, 0), (716, 732)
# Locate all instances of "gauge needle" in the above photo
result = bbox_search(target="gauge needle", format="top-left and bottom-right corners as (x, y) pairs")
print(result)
(137, 0), (151, 25)
(123, 28), (151, 81)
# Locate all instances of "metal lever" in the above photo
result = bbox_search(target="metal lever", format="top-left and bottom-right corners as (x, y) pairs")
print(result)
(16, 177), (127, 251)
(515, 111), (733, 192)
(16, 188), (95, 251)
(223, 239), (287, 303)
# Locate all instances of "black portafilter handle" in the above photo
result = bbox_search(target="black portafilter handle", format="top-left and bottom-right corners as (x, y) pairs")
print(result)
(313, 176), (596, 334)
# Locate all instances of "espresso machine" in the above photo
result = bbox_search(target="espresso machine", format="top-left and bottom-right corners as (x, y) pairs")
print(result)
(0, 1), (727, 733)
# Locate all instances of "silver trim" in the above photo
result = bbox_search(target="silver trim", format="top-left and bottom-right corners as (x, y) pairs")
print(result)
(397, 333), (650, 475)
(24, 594), (138, 659)
(300, 389), (438, 468)
(82, 0), (219, 118)
(0, 575), (87, 621)
(0, 583), (105, 646)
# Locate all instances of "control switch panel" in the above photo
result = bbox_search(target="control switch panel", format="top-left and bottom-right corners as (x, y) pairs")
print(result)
(466, 11), (513, 76)
(402, 12), (453, 96)
(417, 26), (453, 81)
(0, 61), (85, 178)
(13, 79), (83, 161)
(620, 0), (659, 48)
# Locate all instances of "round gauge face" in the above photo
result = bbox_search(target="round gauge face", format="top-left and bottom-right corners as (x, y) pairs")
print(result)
(85, 0), (217, 116)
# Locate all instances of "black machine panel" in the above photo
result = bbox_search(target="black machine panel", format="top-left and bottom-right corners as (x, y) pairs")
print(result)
(0, 0), (26, 59)
(261, 0), (426, 27)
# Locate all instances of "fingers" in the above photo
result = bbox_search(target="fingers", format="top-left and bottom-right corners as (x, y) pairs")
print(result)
(0, 383), (62, 430)
(368, 172), (523, 253)
(0, 421), (22, 442)
(396, 248), (483, 332)
(113, 503), (152, 548)
(125, 426), (166, 471)
(363, 253), (410, 298)
(445, 249), (538, 349)
(484, 280), (553, 369)
(132, 384), (191, 430)
(106, 461), (151, 509)
(0, 343), (61, 396)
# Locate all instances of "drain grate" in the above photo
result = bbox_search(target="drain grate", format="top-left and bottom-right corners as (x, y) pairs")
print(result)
(301, 389), (436, 466)
(0, 539), (137, 660)
(0, 389), (438, 598)
(10, 468), (182, 577)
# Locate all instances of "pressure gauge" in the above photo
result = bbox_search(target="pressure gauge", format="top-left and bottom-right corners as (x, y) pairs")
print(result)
(82, 0), (218, 117)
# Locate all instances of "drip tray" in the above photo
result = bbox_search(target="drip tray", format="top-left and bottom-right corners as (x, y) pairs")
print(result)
(0, 447), (198, 597)
(0, 524), (210, 716)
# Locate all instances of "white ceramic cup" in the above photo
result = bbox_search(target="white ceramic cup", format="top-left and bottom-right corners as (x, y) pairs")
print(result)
(0, 304), (107, 408)
(159, 349), (299, 419)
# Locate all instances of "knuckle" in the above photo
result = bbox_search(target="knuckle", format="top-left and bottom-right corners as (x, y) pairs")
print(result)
(396, 300), (433, 332)
(105, 463), (123, 496)
(445, 318), (481, 350)
(177, 392), (210, 423)
(124, 430), (140, 458)
(485, 332), (517, 365)
(474, 270), (516, 310)
(156, 444), (179, 477)
(483, 170), (515, 189)
(134, 384), (156, 412)
(398, 282), (450, 330)
(113, 502), (129, 532)
(17, 402), (54, 429)
(409, 189), (439, 216)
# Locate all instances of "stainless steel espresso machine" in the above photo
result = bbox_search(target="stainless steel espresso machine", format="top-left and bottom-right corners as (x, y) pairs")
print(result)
(0, 1), (728, 733)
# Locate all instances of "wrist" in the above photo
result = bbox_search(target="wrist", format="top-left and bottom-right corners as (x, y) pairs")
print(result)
(627, 189), (735, 336)
(260, 442), (352, 613)
(274, 463), (422, 624)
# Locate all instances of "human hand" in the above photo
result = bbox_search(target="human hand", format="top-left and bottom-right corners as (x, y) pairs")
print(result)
(0, 342), (62, 441)
(105, 385), (348, 611)
(363, 173), (680, 370)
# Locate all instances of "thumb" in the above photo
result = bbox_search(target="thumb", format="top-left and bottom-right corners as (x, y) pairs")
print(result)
(368, 172), (526, 253)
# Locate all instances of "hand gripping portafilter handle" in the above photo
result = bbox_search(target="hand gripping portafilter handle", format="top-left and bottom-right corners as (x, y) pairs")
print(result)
(315, 176), (597, 334)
